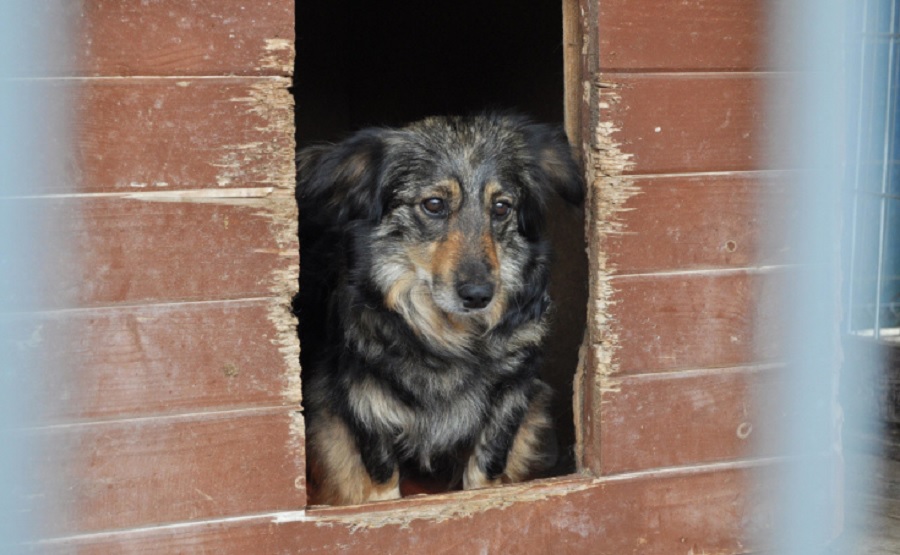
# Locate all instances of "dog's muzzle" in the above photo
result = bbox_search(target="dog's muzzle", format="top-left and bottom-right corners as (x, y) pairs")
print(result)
(456, 281), (495, 310)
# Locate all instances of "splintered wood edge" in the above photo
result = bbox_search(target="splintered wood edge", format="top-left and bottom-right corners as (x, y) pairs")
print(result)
(574, 77), (640, 475)
(224, 77), (303, 470)
(122, 78), (301, 412)
(220, 78), (301, 408)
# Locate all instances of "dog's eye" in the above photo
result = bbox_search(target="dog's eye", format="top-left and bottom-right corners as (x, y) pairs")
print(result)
(421, 197), (447, 216)
(492, 200), (512, 219)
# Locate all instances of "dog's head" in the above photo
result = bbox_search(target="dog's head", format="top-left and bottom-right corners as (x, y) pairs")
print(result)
(299, 114), (584, 342)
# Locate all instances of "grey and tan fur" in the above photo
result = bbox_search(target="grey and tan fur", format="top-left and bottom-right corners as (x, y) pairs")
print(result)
(296, 113), (584, 506)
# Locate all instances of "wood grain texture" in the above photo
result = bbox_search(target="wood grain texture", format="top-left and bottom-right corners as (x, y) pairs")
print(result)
(39, 463), (793, 554)
(68, 78), (294, 195)
(31, 408), (305, 537)
(30, 0), (294, 77)
(14, 0), (304, 547)
(20, 195), (296, 309)
(608, 270), (787, 375)
(599, 365), (782, 474)
(600, 75), (784, 175)
(598, 0), (770, 71)
(606, 173), (796, 273)
(13, 300), (299, 422)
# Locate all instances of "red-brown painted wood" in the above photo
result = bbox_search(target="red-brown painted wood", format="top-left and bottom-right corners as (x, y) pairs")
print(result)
(70, 78), (294, 195)
(599, 365), (783, 474)
(600, 75), (788, 175)
(598, 0), (770, 71)
(32, 408), (305, 537)
(38, 463), (795, 554)
(1, 78), (293, 196)
(29, 0), (294, 77)
(608, 270), (787, 375)
(606, 173), (796, 273)
(19, 195), (296, 309)
(16, 299), (297, 422)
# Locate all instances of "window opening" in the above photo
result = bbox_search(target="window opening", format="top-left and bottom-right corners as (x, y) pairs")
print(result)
(848, 0), (900, 341)
(293, 0), (586, 503)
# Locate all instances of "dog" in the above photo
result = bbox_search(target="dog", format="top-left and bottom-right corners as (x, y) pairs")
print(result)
(295, 113), (584, 506)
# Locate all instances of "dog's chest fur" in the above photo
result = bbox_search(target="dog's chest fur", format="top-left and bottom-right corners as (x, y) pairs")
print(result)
(339, 300), (547, 467)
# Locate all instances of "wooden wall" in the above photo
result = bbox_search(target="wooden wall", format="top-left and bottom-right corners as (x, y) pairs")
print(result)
(27, 1), (840, 553)
(580, 0), (802, 473)
(26, 0), (302, 547)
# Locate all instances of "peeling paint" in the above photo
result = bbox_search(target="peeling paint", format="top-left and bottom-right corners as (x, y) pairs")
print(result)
(262, 196), (301, 407)
(272, 510), (312, 524)
(288, 410), (307, 493)
(306, 478), (597, 532)
(229, 81), (303, 407)
(220, 79), (299, 405)
(584, 78), (639, 369)
(295, 454), (775, 532)
(223, 78), (295, 190)
(224, 76), (302, 477)
(124, 187), (274, 204)
(575, 79), (640, 472)
(259, 38), (295, 74)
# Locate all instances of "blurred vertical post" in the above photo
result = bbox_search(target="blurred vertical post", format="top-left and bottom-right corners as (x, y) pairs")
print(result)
(766, 0), (884, 552)
(0, 2), (72, 550)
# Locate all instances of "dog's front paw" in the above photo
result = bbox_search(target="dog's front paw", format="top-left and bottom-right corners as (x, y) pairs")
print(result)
(365, 469), (402, 502)
(463, 456), (502, 490)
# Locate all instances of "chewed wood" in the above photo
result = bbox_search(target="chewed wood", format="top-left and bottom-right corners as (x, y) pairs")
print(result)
(70, 78), (294, 195)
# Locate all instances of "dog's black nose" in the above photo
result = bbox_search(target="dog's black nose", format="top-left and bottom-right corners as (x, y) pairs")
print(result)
(457, 282), (494, 310)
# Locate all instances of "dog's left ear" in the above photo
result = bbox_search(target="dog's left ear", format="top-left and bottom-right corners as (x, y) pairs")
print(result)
(297, 128), (389, 225)
(524, 123), (585, 207)
(516, 123), (585, 241)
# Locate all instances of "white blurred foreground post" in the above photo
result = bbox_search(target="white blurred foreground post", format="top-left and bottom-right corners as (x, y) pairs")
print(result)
(766, 0), (887, 552)
(0, 3), (72, 552)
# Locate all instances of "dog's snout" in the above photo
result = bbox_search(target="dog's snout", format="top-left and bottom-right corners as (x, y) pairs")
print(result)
(457, 282), (495, 310)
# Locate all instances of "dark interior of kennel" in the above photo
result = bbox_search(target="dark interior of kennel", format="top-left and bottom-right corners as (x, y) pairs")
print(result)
(293, 0), (587, 479)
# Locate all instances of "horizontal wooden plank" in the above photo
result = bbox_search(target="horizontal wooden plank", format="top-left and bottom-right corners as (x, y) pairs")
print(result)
(601, 75), (792, 175)
(4, 78), (294, 197)
(2, 78), (293, 196)
(608, 270), (787, 375)
(606, 173), (796, 273)
(32, 0), (293, 77)
(30, 408), (305, 537)
(599, 365), (782, 474)
(73, 78), (294, 194)
(16, 195), (297, 309)
(598, 0), (770, 71)
(10, 299), (298, 422)
(39, 462), (809, 554)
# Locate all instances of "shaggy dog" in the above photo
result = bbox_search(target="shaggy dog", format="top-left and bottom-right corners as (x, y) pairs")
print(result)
(296, 113), (584, 505)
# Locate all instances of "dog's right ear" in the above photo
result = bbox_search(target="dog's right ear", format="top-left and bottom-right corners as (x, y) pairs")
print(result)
(297, 129), (388, 224)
